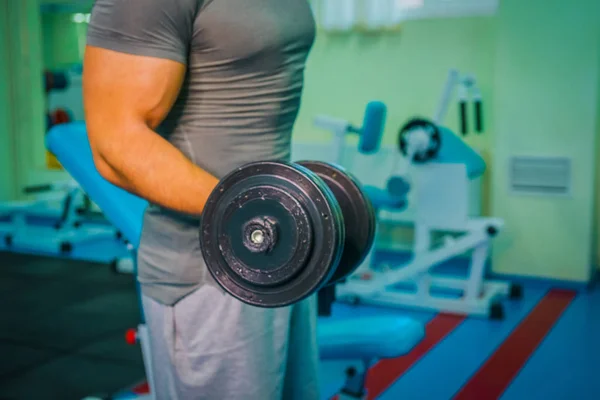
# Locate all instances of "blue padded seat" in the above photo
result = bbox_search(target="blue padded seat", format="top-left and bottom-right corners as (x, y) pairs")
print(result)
(318, 315), (424, 361)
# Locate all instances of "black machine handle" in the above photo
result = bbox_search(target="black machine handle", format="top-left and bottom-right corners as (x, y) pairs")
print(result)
(459, 101), (468, 136)
(474, 99), (484, 133)
(23, 184), (53, 194)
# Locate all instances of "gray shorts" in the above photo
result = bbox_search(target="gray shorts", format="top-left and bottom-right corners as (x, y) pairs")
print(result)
(142, 285), (320, 400)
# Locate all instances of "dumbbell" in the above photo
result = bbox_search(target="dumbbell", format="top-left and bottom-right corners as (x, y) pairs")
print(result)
(200, 160), (376, 308)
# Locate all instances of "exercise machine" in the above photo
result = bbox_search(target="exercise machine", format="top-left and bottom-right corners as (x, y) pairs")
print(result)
(334, 70), (521, 319)
(313, 101), (387, 166)
(0, 181), (120, 257)
(47, 122), (425, 400)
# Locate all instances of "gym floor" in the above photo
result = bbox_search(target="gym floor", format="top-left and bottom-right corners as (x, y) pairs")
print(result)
(0, 252), (144, 400)
(1, 250), (598, 400)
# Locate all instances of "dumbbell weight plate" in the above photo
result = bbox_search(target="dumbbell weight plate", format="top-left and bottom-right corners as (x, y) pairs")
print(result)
(297, 161), (376, 284)
(200, 161), (344, 308)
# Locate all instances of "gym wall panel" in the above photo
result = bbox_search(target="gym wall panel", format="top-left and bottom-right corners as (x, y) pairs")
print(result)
(491, 0), (600, 282)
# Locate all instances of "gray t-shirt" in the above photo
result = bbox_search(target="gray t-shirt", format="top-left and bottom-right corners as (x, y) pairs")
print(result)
(87, 0), (316, 306)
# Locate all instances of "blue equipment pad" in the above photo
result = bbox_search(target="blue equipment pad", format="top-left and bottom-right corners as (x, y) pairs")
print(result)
(436, 126), (486, 179)
(46, 122), (148, 247)
(358, 101), (387, 154)
(363, 185), (407, 211)
(386, 176), (411, 199)
(318, 315), (424, 360)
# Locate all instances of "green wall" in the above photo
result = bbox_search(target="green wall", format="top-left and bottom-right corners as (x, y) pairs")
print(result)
(490, 0), (600, 282)
(595, 53), (600, 270)
(1, 0), (46, 200)
(297, 17), (495, 149)
(0, 1), (15, 201)
(297, 1), (600, 281)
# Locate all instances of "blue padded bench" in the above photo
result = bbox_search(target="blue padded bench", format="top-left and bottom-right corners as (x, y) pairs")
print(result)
(47, 122), (424, 399)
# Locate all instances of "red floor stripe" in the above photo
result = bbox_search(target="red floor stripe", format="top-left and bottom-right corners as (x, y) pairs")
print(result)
(364, 313), (466, 399)
(453, 289), (577, 400)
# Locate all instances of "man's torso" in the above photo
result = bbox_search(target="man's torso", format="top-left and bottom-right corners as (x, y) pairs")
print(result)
(137, 0), (316, 305)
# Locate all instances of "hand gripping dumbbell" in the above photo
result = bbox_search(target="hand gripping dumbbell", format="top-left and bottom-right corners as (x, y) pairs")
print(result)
(200, 160), (376, 308)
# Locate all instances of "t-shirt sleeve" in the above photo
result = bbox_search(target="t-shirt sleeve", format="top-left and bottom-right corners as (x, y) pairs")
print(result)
(86, 0), (198, 65)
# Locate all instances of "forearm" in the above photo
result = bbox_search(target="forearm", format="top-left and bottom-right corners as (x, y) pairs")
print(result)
(92, 123), (219, 216)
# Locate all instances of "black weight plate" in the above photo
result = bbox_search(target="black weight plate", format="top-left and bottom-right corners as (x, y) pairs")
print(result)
(297, 161), (376, 284)
(220, 187), (313, 286)
(200, 161), (344, 308)
(398, 118), (442, 163)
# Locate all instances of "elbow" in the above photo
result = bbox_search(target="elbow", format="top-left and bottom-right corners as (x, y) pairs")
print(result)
(93, 153), (113, 179)
(87, 119), (144, 188)
(88, 136), (124, 186)
(92, 149), (120, 185)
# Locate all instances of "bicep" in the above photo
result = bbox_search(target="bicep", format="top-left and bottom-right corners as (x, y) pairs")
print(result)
(83, 47), (186, 137)
(83, 0), (196, 150)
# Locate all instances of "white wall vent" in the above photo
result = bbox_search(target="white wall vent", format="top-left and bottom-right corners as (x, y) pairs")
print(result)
(509, 156), (572, 196)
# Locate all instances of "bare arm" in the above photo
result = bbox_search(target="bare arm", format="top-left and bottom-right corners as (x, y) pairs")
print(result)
(83, 46), (219, 216)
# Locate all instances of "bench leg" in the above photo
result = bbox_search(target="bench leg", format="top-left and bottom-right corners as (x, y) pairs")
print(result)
(338, 360), (372, 400)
